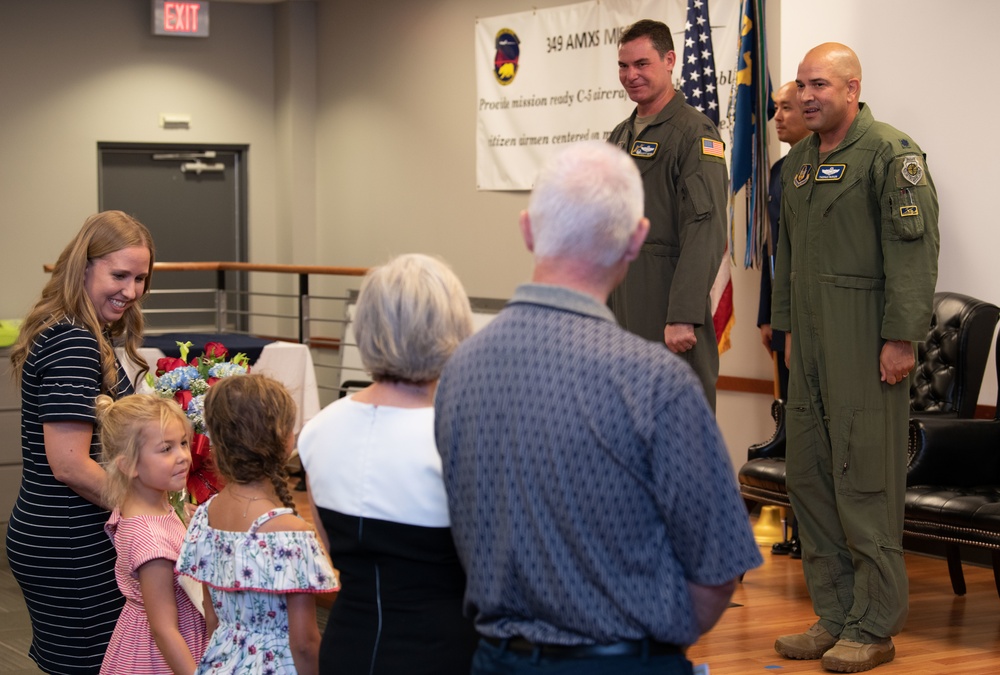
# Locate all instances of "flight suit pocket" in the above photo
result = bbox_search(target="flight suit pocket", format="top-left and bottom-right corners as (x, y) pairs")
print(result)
(886, 154), (930, 241)
(884, 190), (925, 241)
(784, 402), (820, 480)
(684, 172), (713, 219)
(834, 408), (886, 493)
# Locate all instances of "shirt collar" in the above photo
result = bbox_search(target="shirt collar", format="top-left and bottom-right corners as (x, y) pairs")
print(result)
(628, 89), (686, 129)
(508, 283), (616, 323)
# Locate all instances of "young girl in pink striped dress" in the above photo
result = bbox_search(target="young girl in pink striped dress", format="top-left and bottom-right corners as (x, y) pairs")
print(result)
(97, 394), (207, 675)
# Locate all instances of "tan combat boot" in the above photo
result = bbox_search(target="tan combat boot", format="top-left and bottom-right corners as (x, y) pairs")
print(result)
(820, 638), (895, 672)
(774, 622), (839, 660)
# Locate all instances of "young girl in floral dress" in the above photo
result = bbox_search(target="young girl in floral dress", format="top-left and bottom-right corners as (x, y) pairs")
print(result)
(177, 374), (338, 675)
(97, 394), (208, 674)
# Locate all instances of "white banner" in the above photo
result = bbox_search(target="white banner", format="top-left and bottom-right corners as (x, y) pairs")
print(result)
(476, 0), (739, 191)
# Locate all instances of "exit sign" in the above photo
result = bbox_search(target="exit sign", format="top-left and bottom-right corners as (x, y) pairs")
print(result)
(152, 0), (209, 38)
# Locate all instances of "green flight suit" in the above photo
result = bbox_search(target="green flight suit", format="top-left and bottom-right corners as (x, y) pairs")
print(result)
(772, 103), (939, 642)
(608, 91), (728, 411)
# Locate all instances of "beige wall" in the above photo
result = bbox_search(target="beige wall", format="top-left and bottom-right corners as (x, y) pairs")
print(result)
(0, 0), (280, 317)
(3, 0), (993, 476)
(313, 0), (774, 471)
(776, 0), (1000, 413)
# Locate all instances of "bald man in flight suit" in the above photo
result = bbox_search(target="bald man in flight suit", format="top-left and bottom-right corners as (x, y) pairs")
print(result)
(771, 43), (939, 673)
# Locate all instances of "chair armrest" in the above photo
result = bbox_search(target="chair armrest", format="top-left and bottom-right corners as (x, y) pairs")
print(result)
(906, 416), (1000, 487)
(748, 399), (786, 461)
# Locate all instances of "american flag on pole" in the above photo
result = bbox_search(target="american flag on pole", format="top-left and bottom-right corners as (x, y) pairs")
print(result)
(681, 0), (733, 354)
(680, 0), (720, 126)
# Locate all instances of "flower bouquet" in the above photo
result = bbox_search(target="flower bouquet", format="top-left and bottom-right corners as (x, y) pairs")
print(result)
(147, 341), (250, 511)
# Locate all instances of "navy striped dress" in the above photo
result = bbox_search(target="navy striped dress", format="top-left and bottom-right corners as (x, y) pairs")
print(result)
(5, 322), (130, 674)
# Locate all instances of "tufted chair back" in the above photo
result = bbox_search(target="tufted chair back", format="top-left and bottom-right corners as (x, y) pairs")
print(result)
(910, 292), (999, 418)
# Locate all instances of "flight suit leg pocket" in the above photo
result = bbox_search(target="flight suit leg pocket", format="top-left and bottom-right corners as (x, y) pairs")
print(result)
(834, 408), (886, 493)
(785, 401), (821, 481)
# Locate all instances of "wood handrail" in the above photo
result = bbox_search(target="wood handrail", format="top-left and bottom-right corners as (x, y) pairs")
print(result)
(40, 260), (1000, 418)
(44, 261), (370, 276)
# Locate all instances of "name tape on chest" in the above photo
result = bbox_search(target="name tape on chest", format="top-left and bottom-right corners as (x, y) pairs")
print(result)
(815, 164), (847, 182)
(630, 140), (658, 158)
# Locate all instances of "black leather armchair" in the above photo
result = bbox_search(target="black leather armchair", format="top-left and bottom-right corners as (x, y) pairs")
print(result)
(905, 335), (1000, 597)
(739, 292), (1000, 515)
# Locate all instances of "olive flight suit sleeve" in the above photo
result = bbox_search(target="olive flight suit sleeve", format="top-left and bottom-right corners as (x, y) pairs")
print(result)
(877, 143), (940, 341)
(664, 127), (729, 327)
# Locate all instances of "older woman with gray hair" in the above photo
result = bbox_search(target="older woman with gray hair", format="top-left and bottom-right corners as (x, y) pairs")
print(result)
(298, 253), (477, 675)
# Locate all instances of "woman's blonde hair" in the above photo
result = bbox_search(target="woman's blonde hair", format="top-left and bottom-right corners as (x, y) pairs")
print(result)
(10, 211), (155, 394)
(353, 253), (473, 384)
(97, 394), (191, 509)
(204, 374), (298, 512)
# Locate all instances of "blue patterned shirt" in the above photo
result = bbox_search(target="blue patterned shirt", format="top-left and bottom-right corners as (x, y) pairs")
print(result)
(435, 283), (762, 647)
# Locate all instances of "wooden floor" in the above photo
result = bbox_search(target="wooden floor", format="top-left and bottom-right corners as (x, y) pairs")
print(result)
(687, 546), (1000, 674)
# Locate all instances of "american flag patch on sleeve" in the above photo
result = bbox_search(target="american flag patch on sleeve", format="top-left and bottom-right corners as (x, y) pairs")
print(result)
(701, 138), (725, 158)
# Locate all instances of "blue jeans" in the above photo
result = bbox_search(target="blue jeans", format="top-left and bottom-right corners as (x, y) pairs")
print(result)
(471, 639), (694, 675)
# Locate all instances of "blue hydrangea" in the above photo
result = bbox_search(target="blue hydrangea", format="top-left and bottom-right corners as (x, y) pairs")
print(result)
(209, 362), (249, 379)
(154, 366), (202, 392)
(187, 394), (206, 433)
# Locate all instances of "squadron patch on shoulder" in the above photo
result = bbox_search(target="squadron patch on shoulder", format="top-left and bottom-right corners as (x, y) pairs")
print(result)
(899, 205), (919, 217)
(815, 164), (847, 182)
(630, 140), (658, 158)
(793, 164), (812, 188)
(901, 155), (924, 185)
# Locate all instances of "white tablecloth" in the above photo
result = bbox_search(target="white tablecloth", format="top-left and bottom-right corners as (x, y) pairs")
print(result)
(124, 341), (320, 435)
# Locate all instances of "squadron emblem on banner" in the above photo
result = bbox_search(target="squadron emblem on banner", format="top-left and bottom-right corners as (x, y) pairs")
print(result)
(901, 155), (924, 185)
(494, 28), (521, 86)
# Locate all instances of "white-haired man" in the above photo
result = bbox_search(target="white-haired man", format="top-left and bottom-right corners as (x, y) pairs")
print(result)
(435, 141), (761, 675)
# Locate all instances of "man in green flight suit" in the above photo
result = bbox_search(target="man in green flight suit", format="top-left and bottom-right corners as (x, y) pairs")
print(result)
(608, 19), (728, 411)
(771, 43), (939, 673)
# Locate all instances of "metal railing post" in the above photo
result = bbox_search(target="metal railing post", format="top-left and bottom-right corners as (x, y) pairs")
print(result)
(298, 273), (310, 345)
(216, 269), (227, 333)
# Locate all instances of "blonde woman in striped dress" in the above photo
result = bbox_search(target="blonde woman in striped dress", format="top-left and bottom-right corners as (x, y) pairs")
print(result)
(6, 211), (155, 674)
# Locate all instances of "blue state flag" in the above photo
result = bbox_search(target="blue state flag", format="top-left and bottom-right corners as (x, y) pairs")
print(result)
(729, 0), (775, 268)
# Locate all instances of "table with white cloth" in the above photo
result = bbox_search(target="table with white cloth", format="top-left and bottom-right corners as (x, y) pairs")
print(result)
(122, 338), (320, 435)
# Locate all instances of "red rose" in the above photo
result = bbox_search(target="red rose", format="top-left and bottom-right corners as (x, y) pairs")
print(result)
(174, 390), (193, 411)
(156, 357), (187, 376)
(204, 342), (228, 359)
